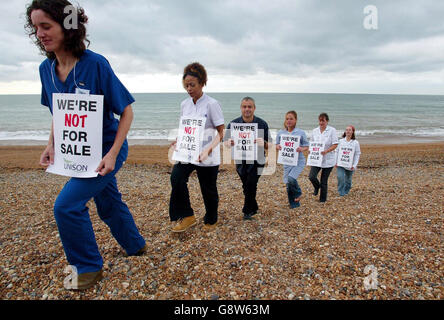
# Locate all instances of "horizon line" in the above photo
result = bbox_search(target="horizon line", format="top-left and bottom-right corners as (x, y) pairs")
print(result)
(1, 91), (444, 97)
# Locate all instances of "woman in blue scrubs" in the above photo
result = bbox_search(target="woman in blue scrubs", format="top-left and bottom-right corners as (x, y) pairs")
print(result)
(25, 0), (146, 290)
(276, 111), (309, 209)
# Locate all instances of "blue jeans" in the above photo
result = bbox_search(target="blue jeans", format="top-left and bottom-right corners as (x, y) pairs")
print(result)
(53, 141), (146, 274)
(337, 166), (354, 196)
(286, 176), (302, 208)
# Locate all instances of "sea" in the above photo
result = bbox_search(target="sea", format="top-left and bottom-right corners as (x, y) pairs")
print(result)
(1, 93), (443, 145)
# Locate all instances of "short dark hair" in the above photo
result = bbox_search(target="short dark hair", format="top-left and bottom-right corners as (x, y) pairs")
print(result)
(319, 113), (329, 121)
(25, 0), (89, 60)
(182, 62), (208, 86)
(241, 96), (256, 107)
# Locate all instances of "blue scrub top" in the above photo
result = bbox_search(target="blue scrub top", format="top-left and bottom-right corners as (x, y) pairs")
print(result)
(39, 49), (135, 143)
(276, 128), (309, 183)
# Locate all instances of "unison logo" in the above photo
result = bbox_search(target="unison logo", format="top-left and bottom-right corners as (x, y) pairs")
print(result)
(63, 158), (88, 173)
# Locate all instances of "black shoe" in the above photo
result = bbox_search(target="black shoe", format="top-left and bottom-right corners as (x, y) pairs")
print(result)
(243, 213), (253, 220)
(313, 188), (319, 196)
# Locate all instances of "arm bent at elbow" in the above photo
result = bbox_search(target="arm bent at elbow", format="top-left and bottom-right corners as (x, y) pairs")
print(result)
(96, 105), (133, 176)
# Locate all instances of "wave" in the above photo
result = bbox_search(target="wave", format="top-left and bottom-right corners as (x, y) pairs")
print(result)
(355, 128), (444, 137)
(0, 130), (50, 141)
(1, 127), (444, 141)
(0, 129), (175, 141)
(127, 129), (175, 140)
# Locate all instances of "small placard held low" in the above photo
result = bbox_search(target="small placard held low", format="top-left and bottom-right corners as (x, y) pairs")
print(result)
(172, 116), (207, 165)
(278, 134), (300, 166)
(307, 141), (324, 167)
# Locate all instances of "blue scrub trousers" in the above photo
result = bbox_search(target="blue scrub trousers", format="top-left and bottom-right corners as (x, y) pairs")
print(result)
(286, 176), (302, 208)
(53, 141), (146, 274)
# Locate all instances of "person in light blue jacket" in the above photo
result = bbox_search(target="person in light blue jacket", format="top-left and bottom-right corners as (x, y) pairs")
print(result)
(276, 111), (309, 208)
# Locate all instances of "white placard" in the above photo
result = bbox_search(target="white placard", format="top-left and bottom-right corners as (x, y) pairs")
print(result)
(277, 134), (300, 166)
(172, 116), (206, 164)
(231, 123), (258, 161)
(47, 93), (103, 178)
(307, 141), (325, 167)
(337, 144), (355, 169)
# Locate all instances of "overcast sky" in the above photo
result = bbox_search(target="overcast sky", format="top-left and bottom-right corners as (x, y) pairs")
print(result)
(1, 0), (444, 94)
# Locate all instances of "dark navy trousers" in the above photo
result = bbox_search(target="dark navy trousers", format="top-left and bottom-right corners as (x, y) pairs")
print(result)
(169, 163), (219, 225)
(236, 163), (262, 215)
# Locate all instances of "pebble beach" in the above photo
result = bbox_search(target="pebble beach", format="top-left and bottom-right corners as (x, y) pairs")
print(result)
(0, 142), (443, 300)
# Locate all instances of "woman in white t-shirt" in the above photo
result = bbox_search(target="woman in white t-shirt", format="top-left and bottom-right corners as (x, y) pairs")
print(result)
(308, 113), (338, 202)
(336, 125), (361, 196)
(169, 62), (225, 233)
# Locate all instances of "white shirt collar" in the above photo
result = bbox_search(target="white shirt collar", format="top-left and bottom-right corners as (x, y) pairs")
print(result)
(192, 93), (207, 105)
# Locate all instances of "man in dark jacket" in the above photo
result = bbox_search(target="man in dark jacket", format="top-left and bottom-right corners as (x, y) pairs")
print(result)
(224, 97), (270, 220)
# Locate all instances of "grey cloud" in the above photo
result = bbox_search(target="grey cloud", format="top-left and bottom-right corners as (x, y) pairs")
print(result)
(2, 0), (444, 84)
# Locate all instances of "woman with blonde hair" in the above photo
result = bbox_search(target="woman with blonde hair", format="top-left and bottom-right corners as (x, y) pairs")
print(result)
(276, 111), (309, 208)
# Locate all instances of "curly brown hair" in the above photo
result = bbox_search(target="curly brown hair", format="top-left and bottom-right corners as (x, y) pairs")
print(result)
(25, 0), (89, 60)
(182, 62), (208, 86)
